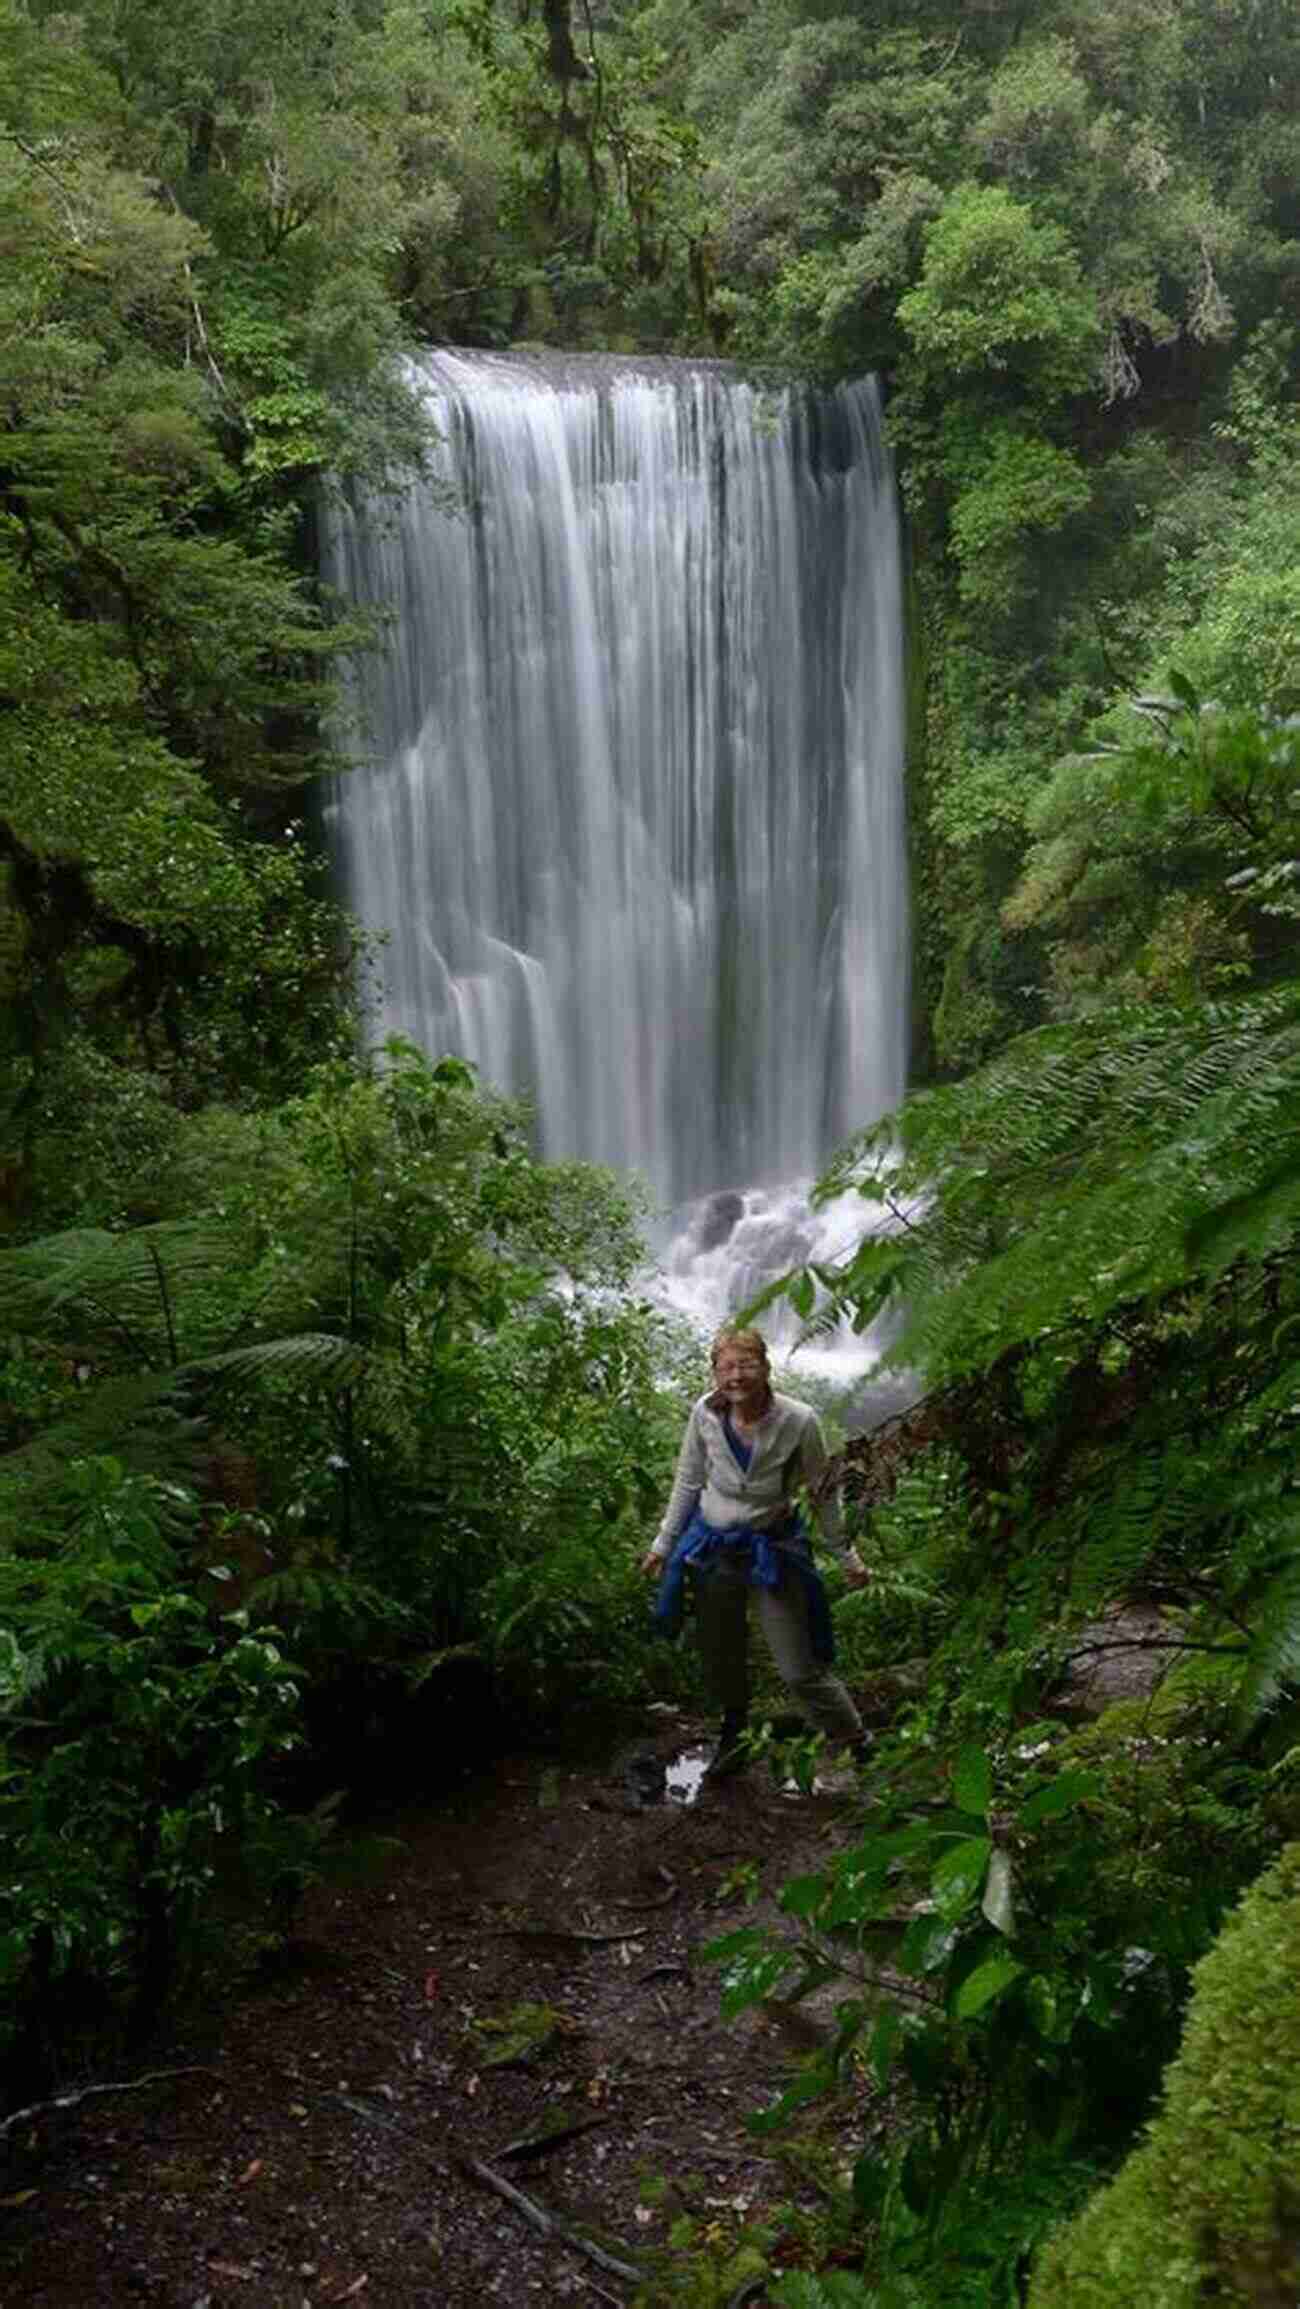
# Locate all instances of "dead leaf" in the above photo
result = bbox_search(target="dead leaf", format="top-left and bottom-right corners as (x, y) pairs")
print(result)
(235, 2158), (263, 2187)
(0, 2190), (38, 2209)
(424, 1970), (441, 2001)
(289, 2103), (308, 2119)
(465, 2074), (480, 2097)
(208, 2260), (253, 2280)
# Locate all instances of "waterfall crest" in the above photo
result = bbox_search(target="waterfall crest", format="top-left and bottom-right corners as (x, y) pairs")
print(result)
(324, 351), (907, 1210)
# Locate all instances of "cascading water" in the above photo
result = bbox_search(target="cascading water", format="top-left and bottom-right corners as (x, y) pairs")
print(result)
(323, 351), (908, 1359)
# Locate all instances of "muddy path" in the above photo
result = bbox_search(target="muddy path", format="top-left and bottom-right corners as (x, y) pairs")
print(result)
(2, 1713), (879, 2308)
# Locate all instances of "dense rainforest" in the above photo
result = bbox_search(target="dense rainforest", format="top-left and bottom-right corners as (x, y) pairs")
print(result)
(2, 1), (1298, 2303)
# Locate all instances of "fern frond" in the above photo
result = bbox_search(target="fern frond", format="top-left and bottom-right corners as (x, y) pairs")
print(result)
(823, 984), (1300, 1382)
(0, 1220), (242, 1361)
(0, 1376), (205, 1531)
(1235, 1517), (1300, 1730)
(184, 1334), (368, 1390)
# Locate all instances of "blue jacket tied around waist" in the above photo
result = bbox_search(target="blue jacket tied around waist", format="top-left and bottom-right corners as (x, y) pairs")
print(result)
(653, 1512), (836, 1665)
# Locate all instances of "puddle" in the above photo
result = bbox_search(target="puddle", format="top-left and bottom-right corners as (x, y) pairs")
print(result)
(664, 1745), (712, 1805)
(659, 1746), (843, 1805)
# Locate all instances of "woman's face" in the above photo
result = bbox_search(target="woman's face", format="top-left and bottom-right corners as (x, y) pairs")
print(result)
(714, 1345), (768, 1405)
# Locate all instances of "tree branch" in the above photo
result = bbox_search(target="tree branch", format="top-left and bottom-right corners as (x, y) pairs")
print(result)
(1, 2067), (215, 2140)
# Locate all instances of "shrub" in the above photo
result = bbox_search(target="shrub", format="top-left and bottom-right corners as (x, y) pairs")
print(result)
(0, 1459), (304, 2087)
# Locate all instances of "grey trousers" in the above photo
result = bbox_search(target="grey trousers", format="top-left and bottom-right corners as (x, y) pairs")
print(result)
(691, 1554), (863, 1745)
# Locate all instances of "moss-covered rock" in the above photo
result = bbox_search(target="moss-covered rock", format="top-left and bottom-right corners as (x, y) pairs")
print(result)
(1027, 1843), (1300, 2307)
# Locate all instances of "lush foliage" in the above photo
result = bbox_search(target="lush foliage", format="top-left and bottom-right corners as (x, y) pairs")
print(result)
(711, 698), (1299, 2299)
(3, 11), (1298, 2297)
(0, 1046), (687, 2085)
(1, 1458), (304, 2079)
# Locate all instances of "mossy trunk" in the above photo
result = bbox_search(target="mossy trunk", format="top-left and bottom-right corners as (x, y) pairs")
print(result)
(1028, 1843), (1300, 2307)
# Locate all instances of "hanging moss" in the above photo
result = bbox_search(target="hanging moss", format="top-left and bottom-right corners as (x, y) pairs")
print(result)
(1028, 1844), (1300, 2308)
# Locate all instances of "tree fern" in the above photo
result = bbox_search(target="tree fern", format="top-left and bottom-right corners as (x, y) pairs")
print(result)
(812, 983), (1300, 1384)
(0, 1377), (207, 1535)
(187, 1334), (367, 1389)
(0, 1220), (245, 1365)
(0, 1221), (369, 1515)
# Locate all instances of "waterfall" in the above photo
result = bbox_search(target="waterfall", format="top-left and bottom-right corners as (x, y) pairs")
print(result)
(323, 350), (907, 1251)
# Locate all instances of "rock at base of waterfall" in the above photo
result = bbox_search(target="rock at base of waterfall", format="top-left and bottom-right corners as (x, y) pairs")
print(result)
(692, 1189), (745, 1253)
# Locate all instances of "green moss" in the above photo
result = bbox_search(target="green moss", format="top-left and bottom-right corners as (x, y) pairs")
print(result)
(1028, 1844), (1300, 2308)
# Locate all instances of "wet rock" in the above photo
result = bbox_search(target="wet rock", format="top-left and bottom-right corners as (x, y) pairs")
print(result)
(619, 1749), (668, 1806)
(1051, 1605), (1176, 1717)
(729, 1218), (812, 1273)
(693, 1191), (745, 1254)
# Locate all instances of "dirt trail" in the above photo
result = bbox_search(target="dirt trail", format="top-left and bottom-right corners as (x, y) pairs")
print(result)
(2, 1713), (876, 2309)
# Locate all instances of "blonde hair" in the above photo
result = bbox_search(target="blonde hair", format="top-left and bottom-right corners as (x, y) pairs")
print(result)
(710, 1326), (770, 1372)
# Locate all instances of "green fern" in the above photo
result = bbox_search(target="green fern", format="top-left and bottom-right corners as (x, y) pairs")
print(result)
(795, 974), (1300, 1743)
(769, 2274), (880, 2309)
(815, 983), (1300, 1382)
(187, 1333), (367, 1388)
(0, 1221), (368, 1515)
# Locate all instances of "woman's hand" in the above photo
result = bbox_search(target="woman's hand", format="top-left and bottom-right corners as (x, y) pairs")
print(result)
(639, 1547), (665, 1578)
(841, 1548), (870, 1591)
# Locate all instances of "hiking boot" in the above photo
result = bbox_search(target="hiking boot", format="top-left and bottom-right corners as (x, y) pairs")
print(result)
(705, 1712), (749, 1781)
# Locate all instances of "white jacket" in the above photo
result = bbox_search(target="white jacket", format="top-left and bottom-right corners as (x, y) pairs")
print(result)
(650, 1387), (848, 1561)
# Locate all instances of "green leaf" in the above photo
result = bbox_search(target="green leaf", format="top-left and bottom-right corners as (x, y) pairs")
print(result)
(705, 1927), (798, 2018)
(953, 1743), (992, 1817)
(1026, 1972), (1076, 2043)
(931, 1836), (991, 1921)
(952, 1950), (1025, 2019)
(720, 1949), (797, 2021)
(746, 2067), (830, 2136)
(788, 1269), (815, 1320)
(779, 1873), (827, 1919)
(1018, 1770), (1099, 1828)
(868, 2006), (901, 2085)
(900, 1910), (960, 1975)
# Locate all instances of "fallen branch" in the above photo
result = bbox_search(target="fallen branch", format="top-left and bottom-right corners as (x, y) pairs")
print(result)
(456, 2154), (643, 2284)
(2, 2067), (216, 2142)
(334, 2095), (640, 2286)
(497, 2114), (609, 2164)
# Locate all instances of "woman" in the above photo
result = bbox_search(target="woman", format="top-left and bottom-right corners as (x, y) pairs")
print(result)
(641, 1328), (869, 1776)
